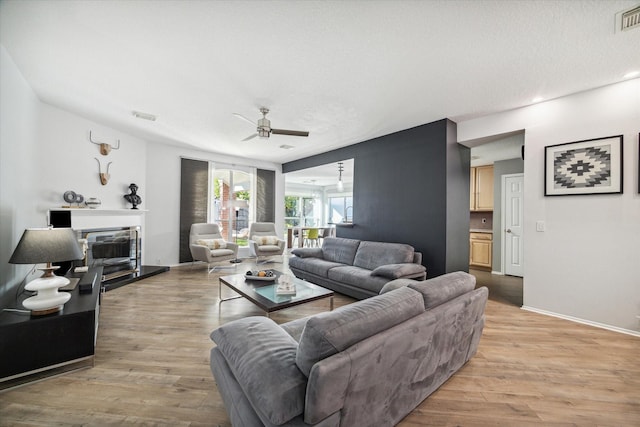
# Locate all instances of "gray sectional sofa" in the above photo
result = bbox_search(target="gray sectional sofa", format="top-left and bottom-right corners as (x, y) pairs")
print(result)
(210, 272), (488, 427)
(288, 237), (427, 300)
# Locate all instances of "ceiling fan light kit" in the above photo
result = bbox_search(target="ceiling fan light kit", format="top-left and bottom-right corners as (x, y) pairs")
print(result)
(235, 107), (309, 141)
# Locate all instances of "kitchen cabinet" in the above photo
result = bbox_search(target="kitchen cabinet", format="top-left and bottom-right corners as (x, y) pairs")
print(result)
(470, 165), (494, 211)
(470, 232), (492, 268)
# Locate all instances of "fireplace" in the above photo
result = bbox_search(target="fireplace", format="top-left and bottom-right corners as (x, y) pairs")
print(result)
(48, 208), (168, 290)
(80, 226), (140, 281)
(49, 209), (146, 282)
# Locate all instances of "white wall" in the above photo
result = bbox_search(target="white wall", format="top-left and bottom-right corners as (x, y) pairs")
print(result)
(0, 46), (42, 297)
(459, 79), (640, 333)
(35, 104), (148, 212)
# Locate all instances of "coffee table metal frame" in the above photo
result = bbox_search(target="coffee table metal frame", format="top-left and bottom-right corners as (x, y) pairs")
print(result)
(218, 271), (334, 317)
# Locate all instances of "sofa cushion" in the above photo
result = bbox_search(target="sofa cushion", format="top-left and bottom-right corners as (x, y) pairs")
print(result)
(295, 286), (425, 376)
(353, 241), (415, 270)
(254, 244), (282, 253)
(210, 248), (235, 256)
(289, 256), (345, 278)
(371, 263), (426, 279)
(327, 265), (389, 294)
(321, 237), (361, 265)
(210, 316), (307, 425)
(408, 271), (476, 309)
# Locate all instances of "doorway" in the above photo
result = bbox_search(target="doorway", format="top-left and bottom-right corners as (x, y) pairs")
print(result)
(467, 131), (524, 275)
(210, 165), (253, 245)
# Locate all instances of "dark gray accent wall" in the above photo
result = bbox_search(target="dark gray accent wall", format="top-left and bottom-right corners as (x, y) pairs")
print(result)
(283, 119), (469, 278)
(446, 120), (471, 272)
(256, 169), (275, 223)
(179, 158), (209, 263)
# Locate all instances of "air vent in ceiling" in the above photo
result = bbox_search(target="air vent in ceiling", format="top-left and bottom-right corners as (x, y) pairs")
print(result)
(621, 5), (640, 31)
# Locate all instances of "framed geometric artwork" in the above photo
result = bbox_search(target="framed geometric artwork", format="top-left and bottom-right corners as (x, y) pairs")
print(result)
(544, 135), (623, 196)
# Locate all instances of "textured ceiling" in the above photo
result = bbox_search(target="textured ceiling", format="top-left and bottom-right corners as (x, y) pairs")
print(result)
(1, 0), (639, 164)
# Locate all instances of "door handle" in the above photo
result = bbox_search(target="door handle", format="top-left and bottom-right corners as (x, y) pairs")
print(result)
(505, 229), (512, 233)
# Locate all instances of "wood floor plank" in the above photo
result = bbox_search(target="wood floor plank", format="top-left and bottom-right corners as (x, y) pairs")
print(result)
(1, 260), (638, 426)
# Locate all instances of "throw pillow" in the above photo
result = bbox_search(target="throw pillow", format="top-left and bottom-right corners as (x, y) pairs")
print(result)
(291, 247), (323, 258)
(210, 317), (307, 425)
(254, 235), (278, 246)
(195, 238), (227, 249)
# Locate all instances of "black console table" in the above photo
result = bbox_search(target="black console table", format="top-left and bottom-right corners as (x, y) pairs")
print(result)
(0, 267), (103, 391)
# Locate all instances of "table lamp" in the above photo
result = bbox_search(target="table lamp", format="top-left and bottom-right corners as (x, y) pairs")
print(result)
(9, 227), (84, 315)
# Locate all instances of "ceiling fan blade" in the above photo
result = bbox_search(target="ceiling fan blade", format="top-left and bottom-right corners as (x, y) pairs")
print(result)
(242, 133), (258, 141)
(271, 128), (309, 137)
(233, 113), (257, 126)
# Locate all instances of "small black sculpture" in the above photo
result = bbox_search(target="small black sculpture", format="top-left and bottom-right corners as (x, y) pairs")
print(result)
(124, 183), (142, 210)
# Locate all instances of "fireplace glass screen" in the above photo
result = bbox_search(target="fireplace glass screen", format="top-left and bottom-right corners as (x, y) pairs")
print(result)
(81, 226), (140, 281)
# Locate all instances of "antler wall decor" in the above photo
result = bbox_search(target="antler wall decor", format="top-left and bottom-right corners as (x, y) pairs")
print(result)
(95, 158), (112, 185)
(89, 130), (120, 155)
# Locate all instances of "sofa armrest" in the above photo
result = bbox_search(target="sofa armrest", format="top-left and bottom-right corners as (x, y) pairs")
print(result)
(371, 263), (426, 279)
(248, 239), (259, 257)
(291, 247), (324, 258)
(225, 241), (239, 253)
(190, 244), (210, 260)
(210, 317), (307, 425)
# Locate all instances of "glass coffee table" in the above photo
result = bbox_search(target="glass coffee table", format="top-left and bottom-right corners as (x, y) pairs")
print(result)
(218, 270), (334, 317)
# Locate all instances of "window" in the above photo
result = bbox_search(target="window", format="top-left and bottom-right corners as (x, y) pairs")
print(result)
(285, 195), (320, 227)
(329, 196), (353, 223)
(284, 195), (300, 228)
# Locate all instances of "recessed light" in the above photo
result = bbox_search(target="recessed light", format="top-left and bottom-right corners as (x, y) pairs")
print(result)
(279, 145), (294, 150)
(531, 97), (544, 103)
(623, 70), (640, 79)
(132, 110), (157, 121)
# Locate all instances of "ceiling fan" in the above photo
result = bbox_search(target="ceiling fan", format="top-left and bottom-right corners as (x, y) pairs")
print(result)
(234, 107), (309, 141)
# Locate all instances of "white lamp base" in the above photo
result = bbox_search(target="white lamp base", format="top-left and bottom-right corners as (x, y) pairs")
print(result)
(23, 271), (71, 316)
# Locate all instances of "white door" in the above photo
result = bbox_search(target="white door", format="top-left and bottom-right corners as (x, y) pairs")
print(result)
(503, 174), (524, 277)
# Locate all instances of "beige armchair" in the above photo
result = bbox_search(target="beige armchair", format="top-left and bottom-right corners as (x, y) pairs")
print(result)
(248, 222), (285, 264)
(190, 223), (238, 273)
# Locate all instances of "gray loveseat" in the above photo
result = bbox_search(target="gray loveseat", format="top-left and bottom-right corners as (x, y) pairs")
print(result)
(288, 237), (426, 300)
(210, 272), (488, 427)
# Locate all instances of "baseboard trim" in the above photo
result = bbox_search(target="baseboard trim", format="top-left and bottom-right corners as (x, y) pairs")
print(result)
(521, 306), (640, 337)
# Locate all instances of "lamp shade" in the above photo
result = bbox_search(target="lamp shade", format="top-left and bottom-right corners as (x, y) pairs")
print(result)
(9, 228), (83, 265)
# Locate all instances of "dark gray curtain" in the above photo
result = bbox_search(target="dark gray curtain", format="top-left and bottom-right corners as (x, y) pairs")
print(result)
(256, 169), (275, 223)
(179, 158), (209, 263)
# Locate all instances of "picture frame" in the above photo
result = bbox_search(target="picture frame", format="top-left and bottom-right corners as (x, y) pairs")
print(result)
(544, 135), (623, 196)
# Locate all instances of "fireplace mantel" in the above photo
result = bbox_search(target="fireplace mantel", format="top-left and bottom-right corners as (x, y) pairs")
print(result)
(48, 208), (147, 230)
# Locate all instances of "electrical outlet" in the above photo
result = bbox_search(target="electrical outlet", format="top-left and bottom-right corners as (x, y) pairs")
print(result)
(536, 220), (545, 232)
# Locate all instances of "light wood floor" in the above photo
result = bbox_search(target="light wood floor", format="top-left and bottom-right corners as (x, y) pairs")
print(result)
(1, 258), (638, 426)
